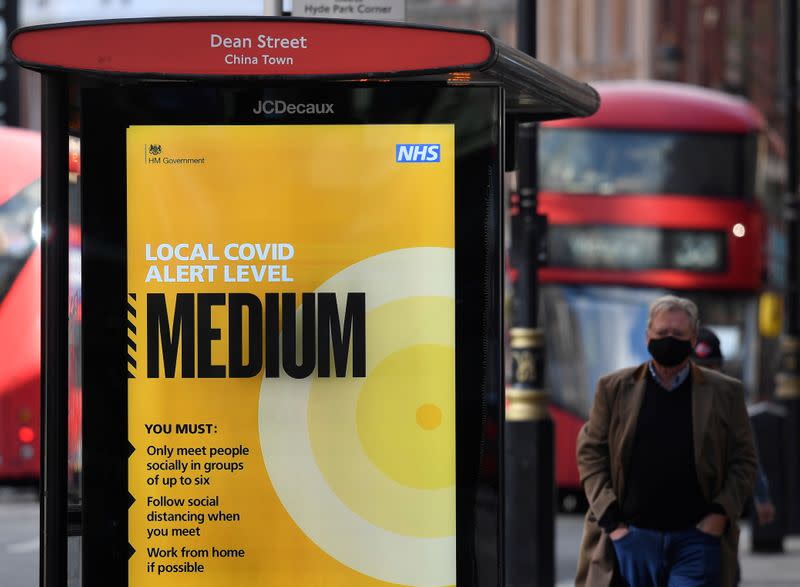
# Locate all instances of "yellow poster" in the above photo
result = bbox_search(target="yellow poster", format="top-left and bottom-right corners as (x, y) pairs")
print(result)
(126, 124), (455, 586)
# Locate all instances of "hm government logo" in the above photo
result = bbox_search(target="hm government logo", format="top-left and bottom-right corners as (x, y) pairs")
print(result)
(395, 144), (441, 163)
(144, 144), (207, 166)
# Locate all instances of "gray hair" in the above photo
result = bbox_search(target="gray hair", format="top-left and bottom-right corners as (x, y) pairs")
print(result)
(647, 295), (700, 334)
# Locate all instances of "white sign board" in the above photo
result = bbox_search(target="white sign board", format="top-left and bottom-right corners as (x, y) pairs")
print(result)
(292, 0), (405, 21)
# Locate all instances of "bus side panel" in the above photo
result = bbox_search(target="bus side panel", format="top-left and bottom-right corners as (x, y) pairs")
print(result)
(551, 404), (583, 491)
(0, 250), (41, 481)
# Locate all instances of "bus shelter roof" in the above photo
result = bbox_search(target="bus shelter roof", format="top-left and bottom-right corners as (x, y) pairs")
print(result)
(10, 17), (599, 121)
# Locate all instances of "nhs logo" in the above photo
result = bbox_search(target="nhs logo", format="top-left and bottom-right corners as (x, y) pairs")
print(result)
(395, 144), (441, 163)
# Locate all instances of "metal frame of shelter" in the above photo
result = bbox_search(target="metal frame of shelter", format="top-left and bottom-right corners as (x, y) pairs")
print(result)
(10, 17), (598, 587)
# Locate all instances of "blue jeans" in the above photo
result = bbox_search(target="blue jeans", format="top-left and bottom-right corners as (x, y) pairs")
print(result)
(612, 525), (722, 587)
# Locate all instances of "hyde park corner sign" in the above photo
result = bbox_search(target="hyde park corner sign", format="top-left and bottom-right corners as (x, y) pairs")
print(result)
(10, 17), (597, 587)
(293, 0), (406, 21)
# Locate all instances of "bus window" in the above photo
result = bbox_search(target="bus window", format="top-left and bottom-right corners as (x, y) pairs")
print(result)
(540, 128), (756, 198)
(0, 179), (40, 302)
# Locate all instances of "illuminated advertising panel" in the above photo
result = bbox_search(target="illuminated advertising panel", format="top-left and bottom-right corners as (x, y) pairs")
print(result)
(126, 123), (455, 585)
(80, 85), (502, 586)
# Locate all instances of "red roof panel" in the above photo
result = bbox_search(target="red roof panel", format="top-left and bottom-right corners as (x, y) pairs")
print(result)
(544, 80), (763, 133)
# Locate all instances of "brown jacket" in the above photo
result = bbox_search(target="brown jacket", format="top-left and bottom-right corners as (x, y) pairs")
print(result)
(575, 362), (757, 587)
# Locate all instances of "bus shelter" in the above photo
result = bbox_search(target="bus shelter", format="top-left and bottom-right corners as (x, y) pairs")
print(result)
(10, 18), (598, 587)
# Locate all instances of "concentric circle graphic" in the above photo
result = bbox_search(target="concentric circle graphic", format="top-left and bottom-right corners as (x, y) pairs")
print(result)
(258, 247), (455, 587)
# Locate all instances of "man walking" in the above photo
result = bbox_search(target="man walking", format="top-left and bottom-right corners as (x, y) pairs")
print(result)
(575, 295), (757, 587)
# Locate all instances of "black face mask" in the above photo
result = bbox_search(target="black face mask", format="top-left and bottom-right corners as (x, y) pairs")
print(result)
(648, 336), (693, 367)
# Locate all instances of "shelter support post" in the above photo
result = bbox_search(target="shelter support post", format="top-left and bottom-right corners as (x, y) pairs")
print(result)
(778, 0), (800, 536)
(40, 73), (69, 587)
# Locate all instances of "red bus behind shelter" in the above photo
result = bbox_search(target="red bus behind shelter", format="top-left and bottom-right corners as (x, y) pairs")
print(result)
(0, 129), (82, 484)
(532, 81), (767, 508)
(0, 127), (41, 481)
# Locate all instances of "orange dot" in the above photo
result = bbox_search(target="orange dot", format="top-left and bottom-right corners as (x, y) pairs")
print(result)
(416, 404), (442, 430)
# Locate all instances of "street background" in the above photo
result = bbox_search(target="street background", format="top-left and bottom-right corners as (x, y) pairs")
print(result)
(2, 1), (800, 586)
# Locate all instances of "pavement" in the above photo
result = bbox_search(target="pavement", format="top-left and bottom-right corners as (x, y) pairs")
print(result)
(555, 517), (800, 587)
(738, 524), (800, 587)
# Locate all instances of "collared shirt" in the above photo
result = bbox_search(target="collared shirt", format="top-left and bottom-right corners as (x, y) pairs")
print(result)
(648, 360), (690, 391)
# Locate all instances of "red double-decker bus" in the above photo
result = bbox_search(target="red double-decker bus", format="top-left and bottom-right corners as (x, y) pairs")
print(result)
(0, 127), (41, 482)
(0, 128), (82, 485)
(536, 81), (767, 510)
